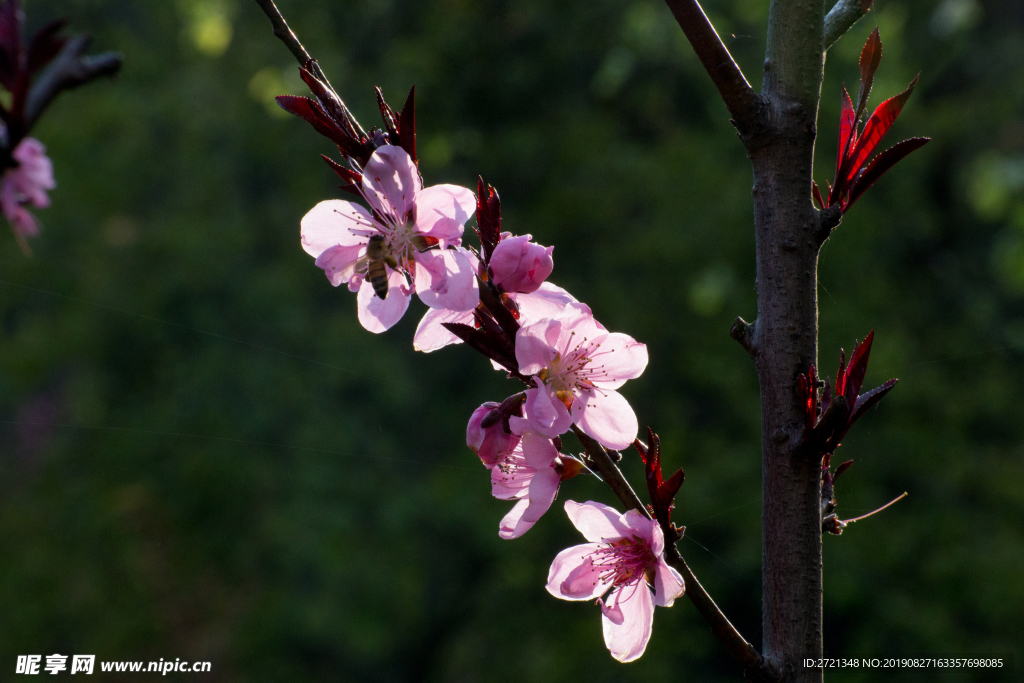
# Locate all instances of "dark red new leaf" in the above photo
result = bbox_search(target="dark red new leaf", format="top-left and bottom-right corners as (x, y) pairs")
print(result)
(843, 331), (875, 406)
(375, 86), (398, 139)
(275, 95), (345, 145)
(846, 137), (930, 209)
(851, 378), (898, 422)
(833, 459), (854, 482)
(397, 85), (416, 162)
(0, 0), (21, 91)
(855, 28), (882, 123)
(844, 74), (919, 186)
(320, 155), (362, 197)
(475, 177), (501, 265)
(812, 181), (825, 209)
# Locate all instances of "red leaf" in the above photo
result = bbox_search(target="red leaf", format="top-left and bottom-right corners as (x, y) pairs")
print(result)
(476, 177), (501, 264)
(855, 28), (882, 123)
(398, 85), (416, 162)
(851, 378), (898, 423)
(845, 137), (930, 209)
(835, 86), (856, 195)
(812, 181), (824, 209)
(375, 86), (398, 139)
(833, 460), (854, 482)
(275, 95), (345, 144)
(843, 331), (874, 405)
(844, 74), (919, 186)
(834, 348), (848, 399)
(321, 155), (362, 197)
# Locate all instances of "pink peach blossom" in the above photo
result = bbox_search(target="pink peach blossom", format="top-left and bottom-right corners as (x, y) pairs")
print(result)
(300, 145), (478, 333)
(489, 233), (553, 294)
(2, 137), (55, 242)
(491, 429), (562, 539)
(466, 401), (521, 468)
(516, 303), (647, 449)
(546, 500), (685, 663)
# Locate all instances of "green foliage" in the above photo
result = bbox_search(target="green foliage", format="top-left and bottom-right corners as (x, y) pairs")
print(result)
(0, 0), (1021, 680)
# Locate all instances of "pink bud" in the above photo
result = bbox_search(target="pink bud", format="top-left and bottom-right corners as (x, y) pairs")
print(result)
(467, 402), (521, 468)
(490, 234), (553, 294)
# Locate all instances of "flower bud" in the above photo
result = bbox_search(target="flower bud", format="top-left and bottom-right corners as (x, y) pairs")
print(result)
(467, 402), (521, 468)
(490, 234), (553, 294)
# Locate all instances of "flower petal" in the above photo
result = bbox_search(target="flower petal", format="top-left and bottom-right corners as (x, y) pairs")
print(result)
(653, 557), (685, 608)
(588, 333), (649, 390)
(545, 542), (609, 601)
(300, 200), (372, 257)
(414, 184), (476, 245)
(516, 318), (562, 376)
(601, 582), (654, 663)
(361, 145), (421, 219)
(356, 270), (411, 333)
(521, 431), (559, 469)
(413, 307), (473, 352)
(573, 388), (639, 451)
(314, 243), (364, 287)
(564, 500), (632, 543)
(498, 467), (559, 539)
(523, 386), (573, 438)
(512, 282), (576, 324)
(415, 248), (479, 311)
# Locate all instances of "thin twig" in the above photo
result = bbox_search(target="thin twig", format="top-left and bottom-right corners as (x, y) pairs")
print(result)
(663, 547), (779, 683)
(572, 426), (776, 682)
(823, 0), (874, 50)
(253, 0), (329, 84)
(663, 0), (762, 131)
(24, 35), (121, 131)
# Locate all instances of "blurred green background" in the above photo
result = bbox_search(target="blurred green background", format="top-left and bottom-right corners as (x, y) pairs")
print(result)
(0, 0), (1021, 680)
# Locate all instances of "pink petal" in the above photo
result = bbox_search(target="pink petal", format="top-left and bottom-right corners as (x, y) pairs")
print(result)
(498, 467), (559, 539)
(356, 270), (411, 333)
(545, 542), (608, 600)
(414, 184), (476, 245)
(498, 498), (531, 539)
(515, 318), (562, 376)
(361, 145), (421, 220)
(621, 509), (661, 552)
(573, 388), (639, 451)
(314, 243), (364, 287)
(653, 557), (685, 607)
(559, 301), (604, 338)
(520, 431), (559, 468)
(601, 582), (654, 663)
(512, 282), (576, 324)
(564, 500), (632, 543)
(560, 555), (614, 600)
(300, 200), (372, 257)
(523, 386), (573, 438)
(588, 333), (649, 390)
(414, 248), (479, 311)
(413, 307), (473, 352)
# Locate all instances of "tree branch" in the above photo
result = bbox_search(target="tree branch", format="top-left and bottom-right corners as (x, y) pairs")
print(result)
(573, 426), (648, 515)
(663, 547), (779, 682)
(823, 0), (874, 51)
(24, 35), (121, 131)
(663, 0), (762, 131)
(572, 426), (775, 681)
(253, 0), (329, 84)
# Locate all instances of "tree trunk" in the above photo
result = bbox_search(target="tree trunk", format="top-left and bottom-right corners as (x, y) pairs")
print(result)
(746, 0), (826, 680)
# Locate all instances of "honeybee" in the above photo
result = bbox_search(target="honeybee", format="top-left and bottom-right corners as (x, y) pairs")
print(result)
(359, 234), (401, 299)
